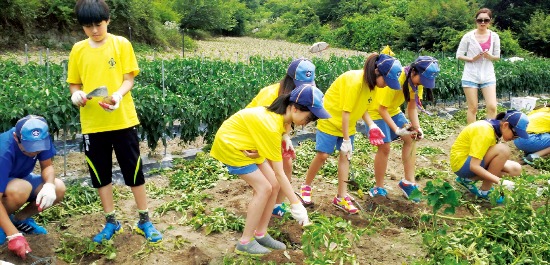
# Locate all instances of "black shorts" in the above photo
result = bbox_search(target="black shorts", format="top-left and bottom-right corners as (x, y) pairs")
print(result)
(83, 127), (145, 188)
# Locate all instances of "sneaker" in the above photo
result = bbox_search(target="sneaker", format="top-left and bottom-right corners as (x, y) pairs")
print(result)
(477, 189), (505, 204)
(93, 221), (123, 243)
(523, 153), (540, 166)
(0, 228), (5, 245)
(332, 196), (359, 214)
(272, 203), (289, 218)
(255, 234), (286, 250)
(235, 239), (271, 256)
(456, 177), (479, 195)
(299, 184), (313, 205)
(369, 186), (388, 197)
(135, 221), (163, 244)
(11, 216), (47, 235)
(398, 180), (420, 202)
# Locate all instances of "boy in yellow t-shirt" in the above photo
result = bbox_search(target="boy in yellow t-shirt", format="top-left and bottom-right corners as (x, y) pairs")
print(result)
(211, 85), (330, 256)
(299, 53), (401, 214)
(67, 0), (161, 244)
(451, 110), (529, 202)
(366, 56), (440, 202)
(247, 58), (316, 218)
(513, 106), (550, 164)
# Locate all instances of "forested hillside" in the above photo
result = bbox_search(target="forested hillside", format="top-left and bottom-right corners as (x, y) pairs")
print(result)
(0, 0), (549, 56)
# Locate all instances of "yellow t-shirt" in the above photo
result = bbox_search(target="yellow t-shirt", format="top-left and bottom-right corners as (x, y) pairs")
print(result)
(246, 83), (280, 108)
(450, 121), (497, 172)
(316, 70), (376, 137)
(526, 107), (550, 134)
(67, 33), (140, 134)
(368, 71), (424, 120)
(210, 107), (286, 167)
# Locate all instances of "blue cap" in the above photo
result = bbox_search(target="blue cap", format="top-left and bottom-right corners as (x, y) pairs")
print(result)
(15, 115), (51, 152)
(412, 56), (440, 89)
(503, 110), (529, 139)
(290, 84), (331, 119)
(287, 58), (316, 87)
(376, 54), (403, 90)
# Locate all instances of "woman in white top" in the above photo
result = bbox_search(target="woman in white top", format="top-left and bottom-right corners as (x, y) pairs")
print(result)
(456, 8), (501, 124)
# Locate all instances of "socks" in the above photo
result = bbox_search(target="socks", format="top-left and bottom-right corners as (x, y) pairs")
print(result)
(105, 211), (117, 224)
(138, 209), (150, 225)
(240, 239), (251, 245)
(254, 231), (266, 239)
(402, 179), (415, 185)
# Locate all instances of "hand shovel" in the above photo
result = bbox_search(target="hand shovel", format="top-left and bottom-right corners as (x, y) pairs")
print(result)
(345, 157), (360, 190)
(86, 86), (108, 99)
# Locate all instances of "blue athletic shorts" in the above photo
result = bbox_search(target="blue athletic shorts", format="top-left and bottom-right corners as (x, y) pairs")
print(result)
(455, 156), (487, 179)
(8, 173), (43, 202)
(226, 163), (259, 175)
(366, 112), (409, 143)
(514, 133), (550, 154)
(461, 80), (496, 89)
(315, 130), (355, 155)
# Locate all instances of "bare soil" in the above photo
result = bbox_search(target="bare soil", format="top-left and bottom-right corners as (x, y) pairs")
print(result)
(0, 38), (541, 265)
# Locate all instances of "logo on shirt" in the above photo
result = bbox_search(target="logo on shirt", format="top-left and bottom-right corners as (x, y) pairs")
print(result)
(305, 70), (312, 78)
(108, 58), (116, 68)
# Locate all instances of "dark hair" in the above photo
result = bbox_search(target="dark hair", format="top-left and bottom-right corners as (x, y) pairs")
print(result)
(278, 75), (295, 97)
(267, 94), (318, 122)
(75, 0), (110, 25)
(475, 8), (492, 19)
(402, 66), (434, 103)
(363, 53), (379, 91)
(495, 111), (506, 120)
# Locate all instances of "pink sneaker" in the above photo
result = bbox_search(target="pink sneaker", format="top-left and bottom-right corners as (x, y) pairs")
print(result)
(298, 184), (312, 205)
(332, 196), (359, 214)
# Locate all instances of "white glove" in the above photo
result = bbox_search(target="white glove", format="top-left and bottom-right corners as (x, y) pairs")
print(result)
(501, 180), (515, 191)
(71, 90), (88, 107)
(282, 134), (294, 152)
(395, 126), (414, 136)
(290, 203), (310, 226)
(36, 183), (56, 211)
(98, 92), (123, 112)
(340, 139), (353, 159)
(414, 127), (424, 140)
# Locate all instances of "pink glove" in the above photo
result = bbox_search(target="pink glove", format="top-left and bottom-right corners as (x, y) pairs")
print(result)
(7, 233), (31, 260)
(282, 141), (296, 159)
(368, 124), (385, 146)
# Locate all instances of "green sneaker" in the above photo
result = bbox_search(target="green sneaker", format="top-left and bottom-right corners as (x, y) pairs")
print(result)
(456, 177), (479, 195)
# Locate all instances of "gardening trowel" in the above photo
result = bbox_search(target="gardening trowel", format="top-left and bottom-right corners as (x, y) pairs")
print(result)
(86, 86), (108, 99)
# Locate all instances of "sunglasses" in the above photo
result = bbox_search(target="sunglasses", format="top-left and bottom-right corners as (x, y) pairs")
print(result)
(503, 113), (519, 138)
(476, 18), (491, 24)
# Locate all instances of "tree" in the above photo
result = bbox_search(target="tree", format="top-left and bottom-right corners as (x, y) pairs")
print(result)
(175, 0), (241, 32)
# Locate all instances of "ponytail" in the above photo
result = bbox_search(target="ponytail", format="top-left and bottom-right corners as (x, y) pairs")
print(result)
(278, 75), (295, 96)
(363, 53), (379, 90)
(495, 112), (506, 120)
(267, 94), (291, 114)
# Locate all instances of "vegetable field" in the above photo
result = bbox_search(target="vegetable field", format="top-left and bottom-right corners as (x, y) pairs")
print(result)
(0, 38), (549, 264)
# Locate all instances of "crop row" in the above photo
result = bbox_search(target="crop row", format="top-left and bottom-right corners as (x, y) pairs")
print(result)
(0, 54), (548, 150)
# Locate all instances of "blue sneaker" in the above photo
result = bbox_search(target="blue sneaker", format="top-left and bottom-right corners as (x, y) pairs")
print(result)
(369, 186), (388, 197)
(398, 180), (420, 202)
(456, 177), (479, 195)
(11, 216), (47, 235)
(0, 228), (5, 245)
(93, 221), (123, 243)
(135, 221), (163, 244)
(272, 203), (289, 218)
(477, 188), (505, 204)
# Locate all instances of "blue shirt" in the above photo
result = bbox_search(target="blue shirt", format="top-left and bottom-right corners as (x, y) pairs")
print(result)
(0, 128), (56, 193)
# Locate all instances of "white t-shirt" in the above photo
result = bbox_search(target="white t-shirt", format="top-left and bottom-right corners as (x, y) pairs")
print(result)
(456, 30), (501, 84)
